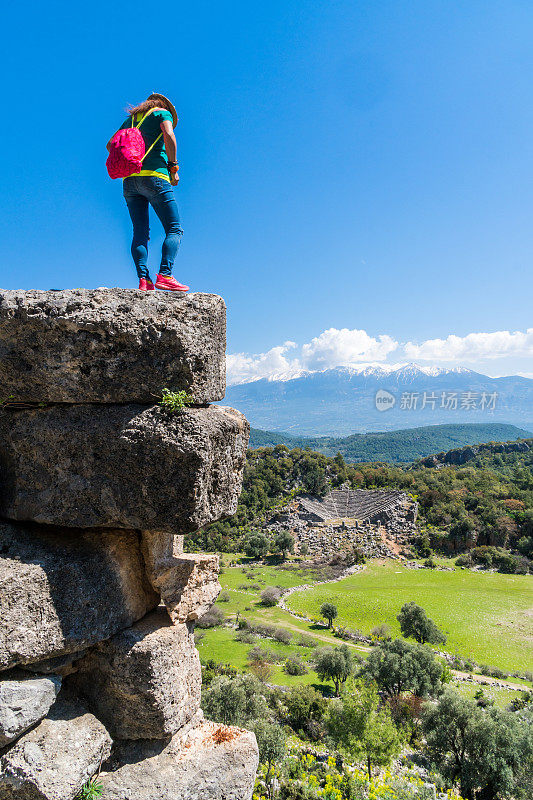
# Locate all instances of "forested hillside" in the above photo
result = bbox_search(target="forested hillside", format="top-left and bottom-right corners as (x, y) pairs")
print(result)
(188, 439), (533, 571)
(248, 422), (531, 463)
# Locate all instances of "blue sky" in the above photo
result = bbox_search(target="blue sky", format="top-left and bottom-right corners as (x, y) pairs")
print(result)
(2, 0), (532, 381)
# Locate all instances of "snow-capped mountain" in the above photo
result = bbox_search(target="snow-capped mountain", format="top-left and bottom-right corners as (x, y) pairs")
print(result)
(230, 362), (476, 386)
(223, 364), (533, 436)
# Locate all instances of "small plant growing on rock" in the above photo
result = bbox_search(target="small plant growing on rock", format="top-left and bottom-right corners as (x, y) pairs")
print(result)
(159, 388), (193, 414)
(75, 777), (103, 800)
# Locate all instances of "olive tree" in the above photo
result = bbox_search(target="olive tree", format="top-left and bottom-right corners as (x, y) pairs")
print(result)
(363, 638), (443, 698)
(320, 602), (338, 628)
(397, 601), (446, 645)
(313, 644), (354, 696)
(423, 690), (532, 800)
(327, 678), (403, 779)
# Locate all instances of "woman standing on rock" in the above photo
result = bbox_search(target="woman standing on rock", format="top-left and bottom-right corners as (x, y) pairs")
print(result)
(106, 93), (189, 292)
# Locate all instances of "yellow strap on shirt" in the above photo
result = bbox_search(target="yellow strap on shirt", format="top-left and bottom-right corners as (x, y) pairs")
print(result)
(132, 109), (164, 163)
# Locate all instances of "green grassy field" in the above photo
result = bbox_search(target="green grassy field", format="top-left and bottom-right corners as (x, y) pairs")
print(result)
(197, 563), (346, 690)
(452, 680), (526, 710)
(286, 560), (533, 673)
(197, 560), (531, 708)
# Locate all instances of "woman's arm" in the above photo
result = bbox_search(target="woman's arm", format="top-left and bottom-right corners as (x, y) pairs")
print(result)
(161, 120), (179, 185)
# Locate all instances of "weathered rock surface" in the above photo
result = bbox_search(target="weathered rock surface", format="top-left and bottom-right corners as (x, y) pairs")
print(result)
(0, 676), (61, 748)
(0, 698), (112, 800)
(99, 720), (259, 800)
(0, 405), (249, 534)
(141, 531), (221, 622)
(69, 609), (201, 739)
(0, 523), (159, 670)
(21, 653), (85, 678)
(0, 289), (226, 403)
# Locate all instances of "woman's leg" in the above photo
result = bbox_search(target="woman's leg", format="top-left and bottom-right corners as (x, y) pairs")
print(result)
(123, 180), (151, 280)
(148, 183), (183, 276)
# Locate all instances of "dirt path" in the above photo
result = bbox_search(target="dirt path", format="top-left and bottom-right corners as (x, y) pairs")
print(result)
(254, 612), (371, 652)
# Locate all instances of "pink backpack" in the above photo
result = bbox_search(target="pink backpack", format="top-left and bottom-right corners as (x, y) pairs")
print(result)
(106, 109), (163, 179)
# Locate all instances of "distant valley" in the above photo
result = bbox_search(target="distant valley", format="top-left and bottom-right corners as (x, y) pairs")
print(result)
(224, 364), (533, 436)
(248, 422), (532, 463)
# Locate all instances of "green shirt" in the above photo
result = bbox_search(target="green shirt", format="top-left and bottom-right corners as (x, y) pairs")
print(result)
(120, 108), (173, 180)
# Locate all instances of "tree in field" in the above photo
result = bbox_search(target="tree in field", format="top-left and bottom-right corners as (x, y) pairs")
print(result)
(202, 673), (269, 726)
(242, 531), (270, 559)
(274, 530), (294, 560)
(320, 602), (338, 628)
(397, 601), (446, 645)
(363, 638), (443, 698)
(252, 719), (286, 782)
(313, 644), (354, 696)
(327, 678), (403, 779)
(423, 689), (532, 800)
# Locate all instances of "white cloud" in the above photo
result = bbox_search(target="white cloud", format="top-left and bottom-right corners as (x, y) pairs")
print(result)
(226, 326), (533, 385)
(226, 328), (399, 384)
(404, 328), (533, 361)
(300, 328), (398, 370)
(226, 341), (301, 385)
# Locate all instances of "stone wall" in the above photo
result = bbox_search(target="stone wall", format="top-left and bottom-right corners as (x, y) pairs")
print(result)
(0, 289), (258, 800)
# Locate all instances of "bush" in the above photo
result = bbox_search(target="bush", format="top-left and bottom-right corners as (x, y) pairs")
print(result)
(260, 586), (282, 606)
(234, 629), (256, 644)
(218, 591), (230, 602)
(371, 623), (391, 641)
(248, 645), (278, 664)
(297, 634), (318, 648)
(284, 656), (308, 676)
(251, 622), (276, 638)
(196, 607), (225, 628)
(273, 628), (292, 645)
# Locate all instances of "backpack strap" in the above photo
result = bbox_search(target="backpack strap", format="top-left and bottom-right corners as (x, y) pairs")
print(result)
(132, 109), (164, 163)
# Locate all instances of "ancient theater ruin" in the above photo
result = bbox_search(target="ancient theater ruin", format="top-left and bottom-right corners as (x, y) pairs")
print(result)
(267, 488), (418, 559)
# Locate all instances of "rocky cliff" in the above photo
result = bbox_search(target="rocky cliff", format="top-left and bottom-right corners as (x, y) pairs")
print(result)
(0, 289), (258, 800)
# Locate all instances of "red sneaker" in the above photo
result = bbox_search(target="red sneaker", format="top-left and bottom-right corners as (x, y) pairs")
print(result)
(155, 274), (189, 292)
(138, 279), (155, 291)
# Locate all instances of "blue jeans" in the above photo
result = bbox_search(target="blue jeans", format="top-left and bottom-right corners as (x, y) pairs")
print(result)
(123, 176), (183, 280)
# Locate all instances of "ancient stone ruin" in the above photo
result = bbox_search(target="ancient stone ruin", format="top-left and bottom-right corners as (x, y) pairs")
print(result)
(0, 289), (258, 800)
(267, 488), (418, 559)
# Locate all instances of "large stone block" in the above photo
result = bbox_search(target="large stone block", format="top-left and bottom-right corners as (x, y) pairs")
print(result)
(141, 531), (221, 622)
(0, 698), (112, 800)
(99, 720), (259, 800)
(0, 404), (249, 533)
(0, 523), (159, 670)
(0, 675), (61, 748)
(69, 609), (201, 739)
(0, 289), (225, 403)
